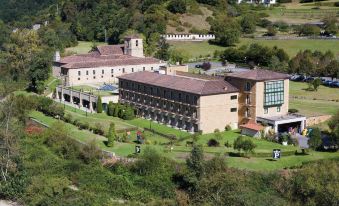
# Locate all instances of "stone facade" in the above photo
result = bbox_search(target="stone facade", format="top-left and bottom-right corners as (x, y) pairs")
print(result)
(53, 37), (165, 86)
(118, 72), (239, 133)
(226, 76), (289, 125)
(61, 63), (165, 86)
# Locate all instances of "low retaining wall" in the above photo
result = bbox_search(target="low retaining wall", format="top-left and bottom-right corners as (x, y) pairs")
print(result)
(306, 115), (332, 127)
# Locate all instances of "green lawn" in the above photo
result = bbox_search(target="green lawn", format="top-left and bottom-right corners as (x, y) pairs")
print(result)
(169, 41), (225, 59)
(289, 81), (339, 117)
(44, 75), (60, 95)
(29, 110), (339, 171)
(170, 38), (339, 60)
(226, 151), (339, 171)
(65, 41), (107, 54)
(289, 98), (339, 117)
(289, 81), (339, 101)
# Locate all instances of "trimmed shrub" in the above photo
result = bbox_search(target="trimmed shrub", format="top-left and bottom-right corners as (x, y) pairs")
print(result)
(288, 108), (299, 113)
(225, 125), (232, 131)
(208, 139), (220, 147)
(97, 96), (103, 113)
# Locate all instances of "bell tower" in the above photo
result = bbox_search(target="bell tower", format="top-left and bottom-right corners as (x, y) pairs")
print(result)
(124, 35), (144, 58)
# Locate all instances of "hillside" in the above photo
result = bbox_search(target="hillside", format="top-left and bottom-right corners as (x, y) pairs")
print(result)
(166, 5), (213, 33)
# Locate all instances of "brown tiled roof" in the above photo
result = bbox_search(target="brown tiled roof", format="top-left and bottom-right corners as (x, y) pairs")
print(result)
(175, 71), (222, 80)
(118, 71), (239, 95)
(62, 57), (160, 69)
(226, 69), (289, 81)
(59, 44), (161, 69)
(240, 122), (264, 131)
(96, 45), (124, 55)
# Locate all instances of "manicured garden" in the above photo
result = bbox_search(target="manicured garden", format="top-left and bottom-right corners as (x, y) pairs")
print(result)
(29, 107), (339, 171)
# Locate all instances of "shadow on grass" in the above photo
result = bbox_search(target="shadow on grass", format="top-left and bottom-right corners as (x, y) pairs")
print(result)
(265, 159), (277, 161)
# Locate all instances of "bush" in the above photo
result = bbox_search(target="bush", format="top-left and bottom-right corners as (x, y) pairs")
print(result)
(233, 136), (256, 155)
(288, 108), (299, 113)
(266, 26), (277, 36)
(308, 127), (322, 150)
(107, 101), (114, 116)
(201, 62), (211, 71)
(167, 0), (186, 14)
(64, 113), (73, 123)
(258, 19), (272, 28)
(208, 138), (220, 147)
(97, 96), (103, 113)
(224, 141), (232, 148)
(94, 123), (104, 135)
(225, 125), (232, 131)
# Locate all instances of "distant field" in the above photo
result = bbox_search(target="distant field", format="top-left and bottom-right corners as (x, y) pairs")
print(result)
(289, 81), (339, 117)
(169, 41), (225, 59)
(263, 3), (339, 24)
(65, 41), (107, 54)
(170, 38), (339, 59)
(289, 81), (339, 101)
(238, 38), (339, 58)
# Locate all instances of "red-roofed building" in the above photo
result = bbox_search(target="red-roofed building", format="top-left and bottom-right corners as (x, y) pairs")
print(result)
(53, 36), (165, 86)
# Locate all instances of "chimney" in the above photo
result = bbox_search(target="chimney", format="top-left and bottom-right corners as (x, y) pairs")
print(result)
(54, 51), (61, 62)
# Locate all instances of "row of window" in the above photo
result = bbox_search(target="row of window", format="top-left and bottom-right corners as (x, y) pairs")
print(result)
(120, 80), (198, 105)
(264, 106), (281, 114)
(77, 67), (153, 76)
(264, 80), (284, 106)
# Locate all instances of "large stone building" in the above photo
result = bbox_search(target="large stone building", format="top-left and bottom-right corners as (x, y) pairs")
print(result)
(118, 69), (306, 134)
(53, 36), (165, 86)
(118, 71), (239, 133)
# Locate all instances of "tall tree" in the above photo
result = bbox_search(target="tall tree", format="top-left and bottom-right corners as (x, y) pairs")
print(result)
(97, 96), (103, 113)
(107, 123), (116, 147)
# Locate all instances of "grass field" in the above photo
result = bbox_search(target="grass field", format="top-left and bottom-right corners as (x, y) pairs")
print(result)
(65, 41), (107, 54)
(289, 99), (339, 117)
(289, 81), (339, 117)
(169, 38), (339, 59)
(289, 81), (339, 101)
(263, 2), (339, 24)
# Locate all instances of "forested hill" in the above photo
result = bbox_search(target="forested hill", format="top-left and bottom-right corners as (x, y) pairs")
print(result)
(0, 0), (56, 23)
(0, 0), (227, 43)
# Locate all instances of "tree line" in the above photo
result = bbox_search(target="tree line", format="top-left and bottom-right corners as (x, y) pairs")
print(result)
(219, 44), (338, 78)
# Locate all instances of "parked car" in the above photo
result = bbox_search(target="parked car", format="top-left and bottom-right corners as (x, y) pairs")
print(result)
(332, 82), (339, 88)
(323, 80), (333, 86)
(292, 75), (305, 81)
(303, 77), (315, 82)
(329, 81), (339, 87)
(195, 64), (202, 68)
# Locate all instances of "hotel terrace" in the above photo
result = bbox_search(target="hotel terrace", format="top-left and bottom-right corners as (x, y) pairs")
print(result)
(118, 72), (239, 133)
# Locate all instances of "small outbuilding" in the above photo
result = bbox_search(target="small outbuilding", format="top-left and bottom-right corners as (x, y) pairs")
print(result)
(240, 122), (264, 138)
